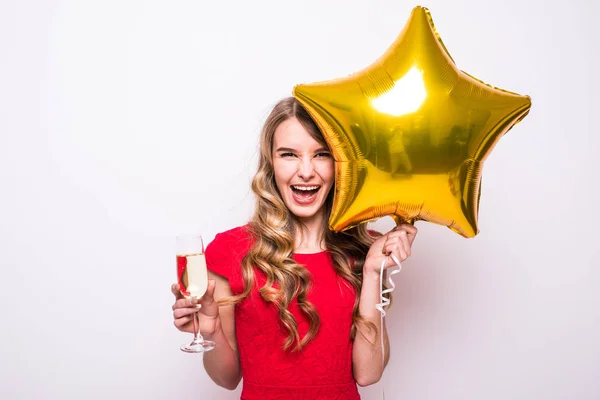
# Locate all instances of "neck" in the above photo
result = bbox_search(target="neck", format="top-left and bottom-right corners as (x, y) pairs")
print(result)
(294, 211), (327, 253)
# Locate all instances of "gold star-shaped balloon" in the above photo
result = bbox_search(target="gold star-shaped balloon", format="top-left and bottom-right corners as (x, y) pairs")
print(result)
(293, 6), (531, 238)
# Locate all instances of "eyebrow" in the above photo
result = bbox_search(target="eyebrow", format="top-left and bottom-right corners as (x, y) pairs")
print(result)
(274, 147), (330, 153)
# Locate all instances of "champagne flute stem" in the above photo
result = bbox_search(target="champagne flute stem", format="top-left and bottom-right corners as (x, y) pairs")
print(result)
(193, 309), (198, 338)
(191, 305), (204, 345)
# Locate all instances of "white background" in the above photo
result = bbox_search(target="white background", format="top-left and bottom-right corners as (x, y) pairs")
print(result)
(1, 0), (599, 399)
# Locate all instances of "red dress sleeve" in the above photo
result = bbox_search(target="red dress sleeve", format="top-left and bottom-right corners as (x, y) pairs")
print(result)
(205, 232), (232, 280)
(205, 226), (252, 294)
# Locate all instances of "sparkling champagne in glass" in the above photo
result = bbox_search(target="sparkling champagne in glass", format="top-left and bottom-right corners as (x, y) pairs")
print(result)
(176, 234), (215, 353)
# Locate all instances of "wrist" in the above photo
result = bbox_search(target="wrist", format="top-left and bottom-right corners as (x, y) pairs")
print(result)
(362, 267), (380, 281)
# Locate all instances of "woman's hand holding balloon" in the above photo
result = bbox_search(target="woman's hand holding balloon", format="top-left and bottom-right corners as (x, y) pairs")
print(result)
(364, 223), (418, 277)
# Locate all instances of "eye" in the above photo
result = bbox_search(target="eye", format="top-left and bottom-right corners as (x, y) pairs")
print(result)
(314, 152), (331, 158)
(280, 152), (297, 158)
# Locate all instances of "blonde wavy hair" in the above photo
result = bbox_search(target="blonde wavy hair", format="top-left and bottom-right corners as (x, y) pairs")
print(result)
(221, 97), (378, 351)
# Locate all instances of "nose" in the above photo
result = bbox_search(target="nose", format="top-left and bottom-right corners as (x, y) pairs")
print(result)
(297, 156), (315, 180)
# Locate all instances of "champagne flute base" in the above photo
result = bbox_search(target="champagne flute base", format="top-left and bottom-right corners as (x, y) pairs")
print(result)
(180, 340), (215, 353)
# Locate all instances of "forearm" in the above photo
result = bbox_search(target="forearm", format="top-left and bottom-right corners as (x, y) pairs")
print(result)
(202, 319), (242, 390)
(352, 271), (390, 386)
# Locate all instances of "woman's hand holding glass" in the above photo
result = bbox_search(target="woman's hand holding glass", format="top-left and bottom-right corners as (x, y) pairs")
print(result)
(174, 234), (216, 353)
(171, 280), (220, 336)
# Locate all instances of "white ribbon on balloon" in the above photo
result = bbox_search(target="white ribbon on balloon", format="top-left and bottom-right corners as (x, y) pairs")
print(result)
(375, 254), (402, 379)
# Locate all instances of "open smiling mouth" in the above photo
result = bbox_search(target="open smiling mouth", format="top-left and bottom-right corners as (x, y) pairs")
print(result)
(290, 185), (321, 204)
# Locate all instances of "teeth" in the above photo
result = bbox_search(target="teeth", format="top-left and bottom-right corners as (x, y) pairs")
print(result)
(292, 185), (319, 191)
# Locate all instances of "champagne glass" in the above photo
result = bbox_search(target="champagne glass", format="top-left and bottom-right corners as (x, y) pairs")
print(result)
(176, 234), (215, 353)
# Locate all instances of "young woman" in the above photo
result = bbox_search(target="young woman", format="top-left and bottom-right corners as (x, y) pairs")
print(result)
(171, 97), (417, 399)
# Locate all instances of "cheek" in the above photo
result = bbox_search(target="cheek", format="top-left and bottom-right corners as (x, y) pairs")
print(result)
(273, 162), (293, 187)
(320, 160), (335, 185)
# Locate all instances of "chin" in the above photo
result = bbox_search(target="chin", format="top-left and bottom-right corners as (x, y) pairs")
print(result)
(284, 198), (327, 221)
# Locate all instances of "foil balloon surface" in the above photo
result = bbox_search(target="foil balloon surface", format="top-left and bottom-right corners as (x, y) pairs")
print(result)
(293, 6), (531, 238)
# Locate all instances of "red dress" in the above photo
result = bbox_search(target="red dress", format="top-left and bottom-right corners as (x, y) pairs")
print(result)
(205, 226), (361, 400)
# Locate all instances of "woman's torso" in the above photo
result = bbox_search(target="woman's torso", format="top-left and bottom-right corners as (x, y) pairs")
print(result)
(205, 226), (361, 400)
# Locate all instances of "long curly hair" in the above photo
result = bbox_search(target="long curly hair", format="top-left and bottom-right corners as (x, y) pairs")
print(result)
(221, 97), (378, 351)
